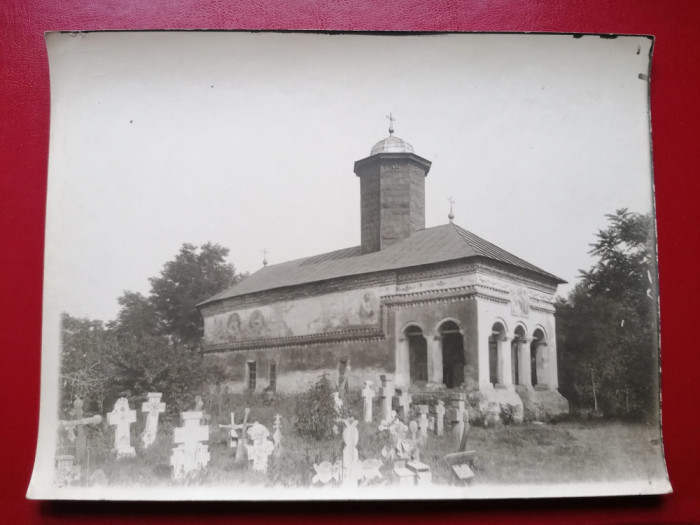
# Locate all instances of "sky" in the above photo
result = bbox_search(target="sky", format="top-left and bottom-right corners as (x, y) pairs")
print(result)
(44, 32), (655, 322)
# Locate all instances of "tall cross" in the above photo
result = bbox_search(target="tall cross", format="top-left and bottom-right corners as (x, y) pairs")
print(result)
(262, 247), (268, 267)
(386, 112), (396, 135)
(448, 196), (455, 223)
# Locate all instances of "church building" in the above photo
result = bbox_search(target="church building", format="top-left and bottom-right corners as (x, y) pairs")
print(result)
(198, 121), (569, 420)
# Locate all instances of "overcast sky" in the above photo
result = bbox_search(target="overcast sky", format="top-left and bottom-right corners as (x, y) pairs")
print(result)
(44, 32), (654, 322)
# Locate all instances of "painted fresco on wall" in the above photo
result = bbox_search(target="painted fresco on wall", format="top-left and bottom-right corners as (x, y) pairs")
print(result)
(510, 285), (531, 318)
(204, 288), (382, 344)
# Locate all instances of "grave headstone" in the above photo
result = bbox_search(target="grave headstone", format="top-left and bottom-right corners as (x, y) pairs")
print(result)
(379, 375), (395, 422)
(408, 420), (419, 442)
(418, 405), (429, 443)
(448, 393), (467, 448)
(171, 411), (210, 480)
(272, 414), (282, 454)
(58, 398), (102, 464)
(341, 419), (361, 486)
(235, 407), (251, 462)
(433, 400), (445, 437)
(141, 392), (166, 448)
(107, 397), (136, 458)
(443, 409), (476, 485)
(361, 380), (375, 423)
(219, 412), (240, 449)
(393, 465), (416, 486)
(392, 389), (412, 421)
(246, 422), (275, 472)
(55, 455), (80, 488)
(88, 468), (108, 487)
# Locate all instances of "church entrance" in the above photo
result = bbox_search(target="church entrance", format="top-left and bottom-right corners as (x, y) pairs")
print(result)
(439, 321), (465, 388)
(406, 325), (428, 383)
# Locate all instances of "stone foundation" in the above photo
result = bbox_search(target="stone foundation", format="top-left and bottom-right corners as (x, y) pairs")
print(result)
(467, 387), (524, 425)
(515, 386), (570, 421)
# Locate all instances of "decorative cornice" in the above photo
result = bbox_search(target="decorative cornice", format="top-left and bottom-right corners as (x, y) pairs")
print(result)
(203, 328), (386, 354)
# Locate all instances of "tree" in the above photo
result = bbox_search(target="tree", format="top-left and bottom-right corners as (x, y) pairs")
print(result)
(109, 291), (160, 339)
(149, 243), (241, 347)
(59, 313), (110, 413)
(557, 209), (658, 419)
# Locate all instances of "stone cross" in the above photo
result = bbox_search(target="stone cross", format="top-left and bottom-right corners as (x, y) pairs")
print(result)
(379, 375), (395, 422)
(246, 422), (274, 472)
(59, 398), (102, 464)
(417, 405), (429, 443)
(333, 391), (343, 415)
(235, 408), (251, 462)
(219, 412), (240, 449)
(341, 419), (361, 486)
(141, 392), (165, 449)
(448, 393), (467, 448)
(360, 458), (384, 482)
(107, 397), (136, 458)
(194, 395), (204, 411)
(434, 400), (445, 437)
(361, 380), (375, 423)
(408, 420), (419, 442)
(171, 411), (210, 480)
(393, 389), (412, 421)
(272, 414), (282, 453)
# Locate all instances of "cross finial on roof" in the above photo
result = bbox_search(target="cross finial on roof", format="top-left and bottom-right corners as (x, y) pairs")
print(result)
(386, 112), (396, 135)
(262, 248), (269, 267)
(448, 196), (455, 223)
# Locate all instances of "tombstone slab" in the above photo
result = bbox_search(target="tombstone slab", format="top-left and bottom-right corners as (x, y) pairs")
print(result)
(407, 460), (432, 485)
(107, 397), (136, 458)
(361, 380), (375, 423)
(379, 375), (395, 422)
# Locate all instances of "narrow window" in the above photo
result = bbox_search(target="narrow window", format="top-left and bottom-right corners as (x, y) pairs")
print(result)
(269, 361), (277, 392)
(247, 361), (257, 390)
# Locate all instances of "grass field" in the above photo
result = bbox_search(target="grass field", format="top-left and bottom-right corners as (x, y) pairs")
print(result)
(63, 392), (667, 489)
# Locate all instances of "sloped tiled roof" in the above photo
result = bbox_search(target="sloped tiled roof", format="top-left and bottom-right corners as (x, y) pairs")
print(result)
(199, 223), (565, 306)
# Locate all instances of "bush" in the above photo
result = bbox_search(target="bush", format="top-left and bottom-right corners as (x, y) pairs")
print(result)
(293, 374), (337, 441)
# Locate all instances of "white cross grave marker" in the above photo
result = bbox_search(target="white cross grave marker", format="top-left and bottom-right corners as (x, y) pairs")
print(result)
(171, 411), (210, 480)
(418, 405), (429, 444)
(342, 419), (361, 487)
(379, 375), (395, 422)
(141, 392), (166, 448)
(107, 397), (136, 458)
(434, 400), (445, 437)
(246, 422), (274, 472)
(272, 414), (282, 453)
(219, 412), (240, 449)
(59, 398), (102, 464)
(362, 380), (375, 423)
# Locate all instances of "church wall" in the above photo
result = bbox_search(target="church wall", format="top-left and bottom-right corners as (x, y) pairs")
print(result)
(204, 336), (395, 394)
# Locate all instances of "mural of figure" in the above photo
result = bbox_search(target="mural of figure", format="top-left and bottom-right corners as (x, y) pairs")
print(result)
(358, 291), (377, 323)
(248, 310), (267, 335)
(226, 313), (242, 341)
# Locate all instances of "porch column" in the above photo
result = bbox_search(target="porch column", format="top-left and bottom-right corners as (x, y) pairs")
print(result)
(518, 338), (532, 388)
(395, 337), (410, 389)
(548, 342), (559, 390)
(478, 332), (492, 390)
(428, 335), (443, 385)
(497, 336), (514, 389)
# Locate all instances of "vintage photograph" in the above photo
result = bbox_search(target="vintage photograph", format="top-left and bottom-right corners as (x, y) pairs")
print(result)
(28, 31), (669, 500)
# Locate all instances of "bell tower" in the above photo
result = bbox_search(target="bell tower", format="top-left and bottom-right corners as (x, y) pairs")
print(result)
(353, 116), (431, 253)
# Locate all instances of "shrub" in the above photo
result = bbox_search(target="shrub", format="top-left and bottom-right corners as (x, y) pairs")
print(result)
(293, 374), (337, 441)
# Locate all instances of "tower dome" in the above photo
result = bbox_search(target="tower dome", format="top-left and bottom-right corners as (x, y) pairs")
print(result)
(370, 134), (415, 155)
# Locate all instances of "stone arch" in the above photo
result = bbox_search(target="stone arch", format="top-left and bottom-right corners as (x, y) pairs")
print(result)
(488, 320), (507, 385)
(531, 327), (547, 387)
(438, 319), (465, 388)
(405, 324), (428, 384)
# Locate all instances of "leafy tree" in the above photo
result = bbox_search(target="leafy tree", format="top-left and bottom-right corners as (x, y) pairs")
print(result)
(149, 243), (240, 347)
(59, 313), (110, 413)
(557, 209), (658, 419)
(109, 291), (160, 339)
(294, 374), (338, 440)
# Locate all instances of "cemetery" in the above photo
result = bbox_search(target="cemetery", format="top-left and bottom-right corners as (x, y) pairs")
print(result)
(54, 373), (666, 491)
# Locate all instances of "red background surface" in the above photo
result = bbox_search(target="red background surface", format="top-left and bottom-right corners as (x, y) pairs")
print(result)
(2, 1), (699, 523)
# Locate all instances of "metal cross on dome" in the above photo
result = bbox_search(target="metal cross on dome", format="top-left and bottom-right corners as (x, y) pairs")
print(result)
(386, 112), (396, 135)
(448, 196), (455, 223)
